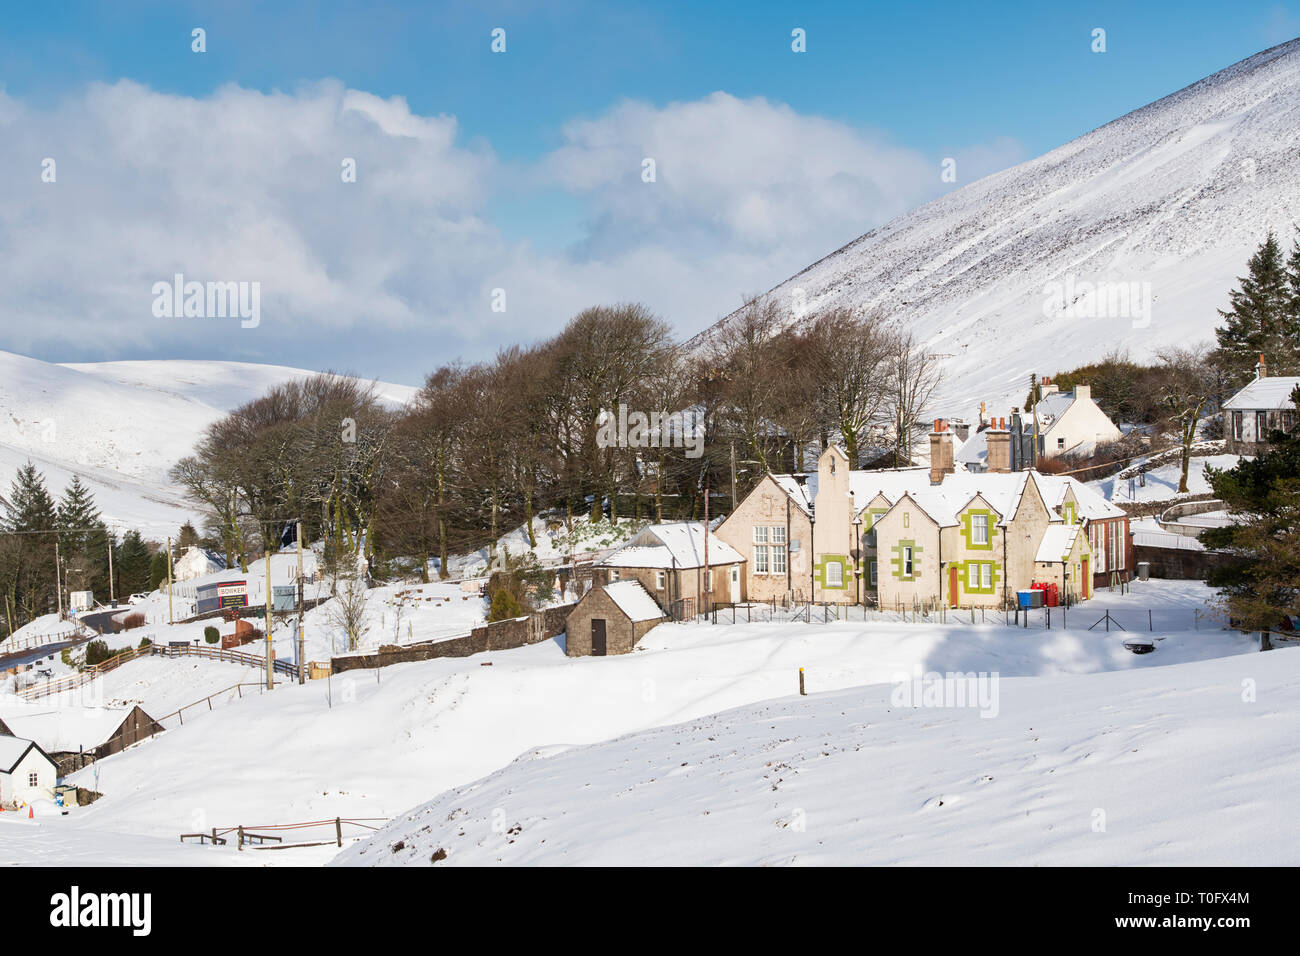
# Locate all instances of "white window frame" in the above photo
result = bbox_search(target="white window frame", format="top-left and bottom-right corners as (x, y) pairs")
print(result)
(902, 546), (914, 577)
(28, 771), (38, 787)
(826, 561), (843, 588)
(655, 570), (665, 591)
(971, 513), (989, 545)
(869, 560), (877, 586)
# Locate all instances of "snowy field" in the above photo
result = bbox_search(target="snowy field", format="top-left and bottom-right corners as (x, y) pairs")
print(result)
(340, 645), (1300, 866)
(1091, 454), (1242, 505)
(0, 580), (1270, 867)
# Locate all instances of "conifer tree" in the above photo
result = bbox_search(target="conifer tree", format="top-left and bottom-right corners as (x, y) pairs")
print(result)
(0, 462), (59, 622)
(1215, 231), (1295, 383)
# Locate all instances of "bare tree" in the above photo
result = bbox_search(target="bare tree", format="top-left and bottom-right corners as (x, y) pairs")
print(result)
(886, 333), (941, 466)
(1157, 344), (1220, 493)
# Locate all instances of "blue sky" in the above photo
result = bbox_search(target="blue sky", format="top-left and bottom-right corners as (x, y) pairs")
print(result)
(0, 0), (1296, 383)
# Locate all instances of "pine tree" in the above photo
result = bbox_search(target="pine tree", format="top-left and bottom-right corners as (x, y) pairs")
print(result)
(0, 462), (59, 623)
(114, 530), (153, 598)
(1202, 385), (1300, 644)
(177, 521), (201, 550)
(1215, 231), (1295, 384)
(56, 475), (110, 600)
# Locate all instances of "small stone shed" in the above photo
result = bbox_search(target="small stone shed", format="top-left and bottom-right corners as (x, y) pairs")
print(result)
(565, 580), (665, 657)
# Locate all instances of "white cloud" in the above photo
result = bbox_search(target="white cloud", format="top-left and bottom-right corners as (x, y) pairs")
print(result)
(0, 82), (1023, 364)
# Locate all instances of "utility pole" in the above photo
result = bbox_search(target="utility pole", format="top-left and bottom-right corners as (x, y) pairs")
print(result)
(107, 533), (115, 604)
(55, 540), (64, 620)
(730, 441), (737, 514)
(264, 545), (274, 690)
(703, 473), (710, 616)
(1029, 372), (1039, 471)
(166, 537), (174, 625)
(297, 519), (305, 685)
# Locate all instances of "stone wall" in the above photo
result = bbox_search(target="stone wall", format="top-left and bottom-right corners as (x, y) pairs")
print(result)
(1134, 544), (1232, 580)
(330, 602), (576, 673)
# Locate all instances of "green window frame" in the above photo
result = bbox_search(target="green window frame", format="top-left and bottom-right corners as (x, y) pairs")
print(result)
(960, 508), (997, 550)
(890, 540), (921, 581)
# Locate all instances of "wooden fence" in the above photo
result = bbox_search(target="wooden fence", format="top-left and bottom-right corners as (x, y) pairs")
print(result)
(17, 641), (298, 700)
(181, 816), (386, 850)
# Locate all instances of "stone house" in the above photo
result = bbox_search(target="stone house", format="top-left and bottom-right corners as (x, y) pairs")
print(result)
(565, 580), (666, 656)
(595, 523), (745, 616)
(718, 428), (1128, 608)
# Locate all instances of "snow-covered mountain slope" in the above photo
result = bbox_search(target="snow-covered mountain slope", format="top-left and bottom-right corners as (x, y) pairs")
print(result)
(0, 350), (417, 535)
(688, 39), (1300, 416)
(340, 643), (1300, 866)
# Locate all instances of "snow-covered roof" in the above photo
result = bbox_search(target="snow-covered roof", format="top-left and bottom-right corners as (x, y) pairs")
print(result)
(880, 471), (1036, 528)
(1035, 390), (1075, 427)
(600, 581), (666, 622)
(1033, 474), (1127, 520)
(955, 429), (988, 467)
(1223, 376), (1300, 411)
(1035, 524), (1082, 563)
(0, 706), (135, 753)
(0, 735), (49, 773)
(602, 523), (743, 569)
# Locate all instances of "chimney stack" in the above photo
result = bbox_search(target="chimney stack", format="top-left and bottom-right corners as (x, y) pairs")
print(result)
(986, 422), (1011, 474)
(929, 420), (954, 485)
(1256, 354), (1268, 380)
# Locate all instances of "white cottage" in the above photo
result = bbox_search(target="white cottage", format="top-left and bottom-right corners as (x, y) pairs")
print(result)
(1223, 357), (1299, 454)
(0, 736), (57, 807)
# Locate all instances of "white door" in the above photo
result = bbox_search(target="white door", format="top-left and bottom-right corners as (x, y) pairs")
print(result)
(730, 566), (740, 603)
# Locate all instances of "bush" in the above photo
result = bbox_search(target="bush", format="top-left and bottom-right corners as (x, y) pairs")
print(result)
(204, 625), (220, 644)
(488, 588), (525, 623)
(121, 611), (146, 631)
(84, 639), (110, 666)
(138, 635), (152, 649)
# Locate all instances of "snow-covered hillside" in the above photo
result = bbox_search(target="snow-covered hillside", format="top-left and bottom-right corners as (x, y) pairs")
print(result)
(341, 641), (1299, 866)
(0, 351), (416, 535)
(688, 39), (1300, 417)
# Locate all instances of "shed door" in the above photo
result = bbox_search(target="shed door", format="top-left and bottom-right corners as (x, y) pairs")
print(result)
(591, 619), (607, 656)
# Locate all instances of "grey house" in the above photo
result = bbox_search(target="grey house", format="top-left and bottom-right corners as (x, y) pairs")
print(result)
(1223, 358), (1299, 454)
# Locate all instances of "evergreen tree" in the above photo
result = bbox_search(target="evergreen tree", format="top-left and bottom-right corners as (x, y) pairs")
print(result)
(114, 530), (153, 597)
(56, 475), (110, 600)
(1202, 385), (1300, 645)
(1214, 231), (1296, 384)
(149, 550), (170, 591)
(0, 462), (59, 624)
(177, 521), (201, 550)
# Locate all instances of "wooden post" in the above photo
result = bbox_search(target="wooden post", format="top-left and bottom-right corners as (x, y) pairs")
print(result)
(335, 817), (343, 847)
(798, 667), (806, 696)
(297, 520), (306, 685)
(265, 547), (274, 690)
(166, 537), (174, 626)
(237, 825), (244, 851)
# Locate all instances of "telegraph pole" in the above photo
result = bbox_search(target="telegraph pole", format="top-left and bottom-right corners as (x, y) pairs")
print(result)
(297, 520), (305, 685)
(166, 537), (174, 625)
(107, 534), (115, 604)
(55, 540), (64, 620)
(264, 546), (274, 690)
(1029, 372), (1039, 470)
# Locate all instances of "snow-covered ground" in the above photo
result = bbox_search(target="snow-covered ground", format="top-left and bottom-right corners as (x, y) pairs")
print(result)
(0, 580), (1266, 866)
(1091, 454), (1242, 505)
(0, 350), (415, 535)
(443, 514), (648, 578)
(339, 643), (1300, 866)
